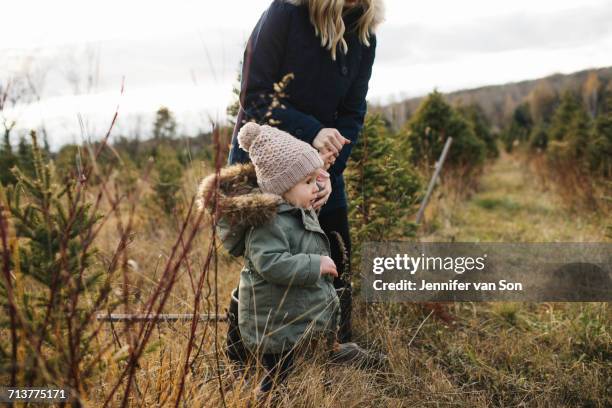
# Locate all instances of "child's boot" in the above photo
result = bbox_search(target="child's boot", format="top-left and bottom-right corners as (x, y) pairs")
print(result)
(329, 342), (389, 370)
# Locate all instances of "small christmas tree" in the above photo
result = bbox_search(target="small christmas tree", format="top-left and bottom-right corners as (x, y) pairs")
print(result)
(547, 92), (593, 168)
(502, 102), (533, 152)
(549, 91), (582, 142)
(589, 89), (612, 178)
(0, 127), (17, 186)
(457, 103), (498, 158)
(403, 90), (486, 171)
(346, 114), (422, 262)
(152, 106), (177, 141)
(0, 131), (110, 398)
(153, 144), (183, 215)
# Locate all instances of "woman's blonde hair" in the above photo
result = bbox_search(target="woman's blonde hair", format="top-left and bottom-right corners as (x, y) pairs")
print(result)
(305, 0), (379, 61)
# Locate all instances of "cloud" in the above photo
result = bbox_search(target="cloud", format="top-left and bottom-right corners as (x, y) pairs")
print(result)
(376, 3), (612, 64)
(3, 28), (247, 98)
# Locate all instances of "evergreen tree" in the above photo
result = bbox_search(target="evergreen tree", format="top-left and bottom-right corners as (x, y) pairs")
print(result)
(153, 144), (183, 214)
(512, 102), (533, 130)
(457, 103), (498, 158)
(346, 114), (422, 263)
(566, 104), (592, 160)
(502, 102), (533, 152)
(403, 90), (486, 171)
(588, 90), (612, 177)
(547, 92), (592, 165)
(114, 151), (140, 194)
(541, 87), (610, 209)
(549, 91), (581, 142)
(152, 106), (177, 140)
(16, 136), (35, 178)
(54, 144), (83, 181)
(114, 135), (142, 167)
(1, 131), (108, 394)
(0, 128), (17, 186)
(529, 123), (549, 151)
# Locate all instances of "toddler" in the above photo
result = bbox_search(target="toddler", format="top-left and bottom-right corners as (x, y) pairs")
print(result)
(197, 122), (340, 395)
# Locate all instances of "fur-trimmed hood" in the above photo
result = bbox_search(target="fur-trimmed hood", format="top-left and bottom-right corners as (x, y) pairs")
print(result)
(197, 162), (282, 227)
(196, 163), (283, 256)
(284, 0), (386, 33)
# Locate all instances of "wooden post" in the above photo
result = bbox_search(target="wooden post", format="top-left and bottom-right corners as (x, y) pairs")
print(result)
(415, 137), (453, 225)
(96, 313), (228, 322)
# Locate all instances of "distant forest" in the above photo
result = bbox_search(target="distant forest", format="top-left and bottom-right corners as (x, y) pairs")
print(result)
(374, 66), (612, 132)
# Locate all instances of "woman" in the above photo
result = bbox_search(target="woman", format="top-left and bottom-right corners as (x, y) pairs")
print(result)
(226, 0), (384, 359)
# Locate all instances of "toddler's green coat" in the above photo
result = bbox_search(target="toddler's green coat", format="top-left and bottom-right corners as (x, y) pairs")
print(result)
(197, 163), (340, 354)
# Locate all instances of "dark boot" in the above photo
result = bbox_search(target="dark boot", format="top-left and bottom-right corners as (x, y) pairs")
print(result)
(226, 287), (252, 365)
(329, 342), (389, 371)
(335, 282), (352, 343)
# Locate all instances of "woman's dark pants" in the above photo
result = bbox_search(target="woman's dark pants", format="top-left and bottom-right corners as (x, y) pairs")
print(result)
(318, 206), (352, 343)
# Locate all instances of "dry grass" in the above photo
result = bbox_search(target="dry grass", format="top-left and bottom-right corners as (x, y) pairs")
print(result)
(420, 150), (609, 242)
(2, 147), (610, 407)
(82, 150), (610, 407)
(527, 150), (611, 217)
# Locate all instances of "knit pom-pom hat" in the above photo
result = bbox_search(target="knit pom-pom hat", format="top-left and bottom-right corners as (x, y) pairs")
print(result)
(237, 122), (323, 196)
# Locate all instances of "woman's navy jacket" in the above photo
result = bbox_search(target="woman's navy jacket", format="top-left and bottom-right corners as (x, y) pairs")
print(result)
(228, 0), (377, 216)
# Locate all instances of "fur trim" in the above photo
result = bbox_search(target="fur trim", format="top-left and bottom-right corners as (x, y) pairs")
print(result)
(196, 163), (283, 227)
(284, 0), (385, 33)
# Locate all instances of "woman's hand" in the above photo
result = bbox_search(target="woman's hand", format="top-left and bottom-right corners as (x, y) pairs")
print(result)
(313, 128), (350, 157)
(312, 168), (331, 210)
(320, 255), (338, 278)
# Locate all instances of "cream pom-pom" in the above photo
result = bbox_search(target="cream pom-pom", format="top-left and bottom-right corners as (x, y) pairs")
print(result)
(237, 122), (261, 152)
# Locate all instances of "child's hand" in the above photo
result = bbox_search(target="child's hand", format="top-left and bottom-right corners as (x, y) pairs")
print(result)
(320, 256), (338, 278)
(313, 169), (331, 210)
(319, 151), (335, 170)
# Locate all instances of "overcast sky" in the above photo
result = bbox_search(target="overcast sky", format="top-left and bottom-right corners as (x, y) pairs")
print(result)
(2, 0), (612, 150)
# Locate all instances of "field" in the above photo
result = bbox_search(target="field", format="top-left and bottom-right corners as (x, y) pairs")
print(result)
(69, 149), (610, 407)
(0, 103), (610, 407)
